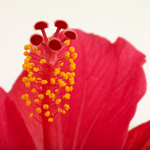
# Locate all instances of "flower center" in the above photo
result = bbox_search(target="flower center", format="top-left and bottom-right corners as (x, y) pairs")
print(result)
(21, 20), (77, 124)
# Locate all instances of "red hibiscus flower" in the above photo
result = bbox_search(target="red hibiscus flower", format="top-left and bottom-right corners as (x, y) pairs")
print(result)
(0, 20), (146, 150)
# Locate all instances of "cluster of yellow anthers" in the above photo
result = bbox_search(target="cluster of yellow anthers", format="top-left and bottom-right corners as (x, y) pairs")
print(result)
(21, 20), (77, 123)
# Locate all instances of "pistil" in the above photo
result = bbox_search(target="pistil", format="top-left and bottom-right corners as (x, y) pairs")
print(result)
(21, 20), (77, 150)
(42, 64), (54, 150)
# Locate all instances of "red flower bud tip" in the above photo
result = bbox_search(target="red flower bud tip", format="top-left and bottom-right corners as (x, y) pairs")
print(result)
(48, 38), (62, 51)
(53, 20), (68, 37)
(34, 21), (49, 43)
(61, 30), (77, 43)
(30, 34), (43, 46)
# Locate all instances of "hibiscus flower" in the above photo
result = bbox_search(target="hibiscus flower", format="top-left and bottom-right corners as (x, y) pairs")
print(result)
(0, 20), (146, 150)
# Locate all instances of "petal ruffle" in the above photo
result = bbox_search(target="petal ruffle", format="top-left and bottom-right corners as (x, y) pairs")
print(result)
(8, 29), (146, 150)
(123, 121), (150, 150)
(0, 87), (36, 150)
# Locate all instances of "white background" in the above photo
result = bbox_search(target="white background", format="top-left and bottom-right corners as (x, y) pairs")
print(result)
(0, 0), (150, 128)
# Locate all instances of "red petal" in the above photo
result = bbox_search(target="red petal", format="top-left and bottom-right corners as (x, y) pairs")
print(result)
(0, 87), (36, 150)
(8, 29), (146, 149)
(8, 72), (43, 150)
(123, 121), (150, 150)
(53, 29), (146, 149)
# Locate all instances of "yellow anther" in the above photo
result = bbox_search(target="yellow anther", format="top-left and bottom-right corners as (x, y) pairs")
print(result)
(26, 100), (31, 106)
(50, 78), (55, 84)
(66, 72), (70, 76)
(27, 69), (32, 73)
(69, 63), (76, 71)
(27, 62), (35, 69)
(33, 67), (39, 72)
(54, 68), (60, 76)
(64, 40), (70, 46)
(71, 53), (78, 60)
(29, 62), (35, 67)
(64, 51), (70, 57)
(63, 93), (70, 99)
(24, 44), (30, 50)
(69, 58), (74, 64)
(41, 80), (48, 84)
(28, 72), (33, 78)
(24, 56), (31, 64)
(34, 99), (39, 103)
(55, 99), (61, 105)
(29, 43), (33, 48)
(68, 77), (75, 85)
(29, 113), (33, 118)
(21, 95), (25, 100)
(49, 93), (55, 99)
(62, 110), (66, 114)
(55, 89), (59, 93)
(37, 78), (41, 81)
(58, 108), (62, 112)
(24, 50), (29, 56)
(40, 59), (46, 64)
(38, 94), (44, 99)
(22, 77), (30, 83)
(63, 74), (68, 80)
(31, 88), (37, 93)
(21, 94), (29, 100)
(45, 111), (50, 117)
(64, 104), (70, 111)
(65, 86), (70, 92)
(58, 79), (66, 87)
(27, 55), (32, 59)
(69, 72), (75, 78)
(30, 76), (36, 82)
(60, 72), (65, 77)
(60, 72), (68, 80)
(43, 104), (49, 110)
(25, 82), (30, 88)
(48, 118), (53, 122)
(45, 90), (51, 96)
(36, 108), (42, 113)
(69, 46), (75, 53)
(70, 86), (73, 91)
(22, 63), (27, 70)
(60, 62), (64, 67)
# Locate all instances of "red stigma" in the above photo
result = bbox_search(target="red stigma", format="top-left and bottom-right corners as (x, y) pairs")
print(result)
(64, 30), (77, 40)
(48, 38), (62, 51)
(34, 21), (48, 30)
(30, 20), (77, 53)
(30, 34), (43, 46)
(54, 20), (68, 29)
